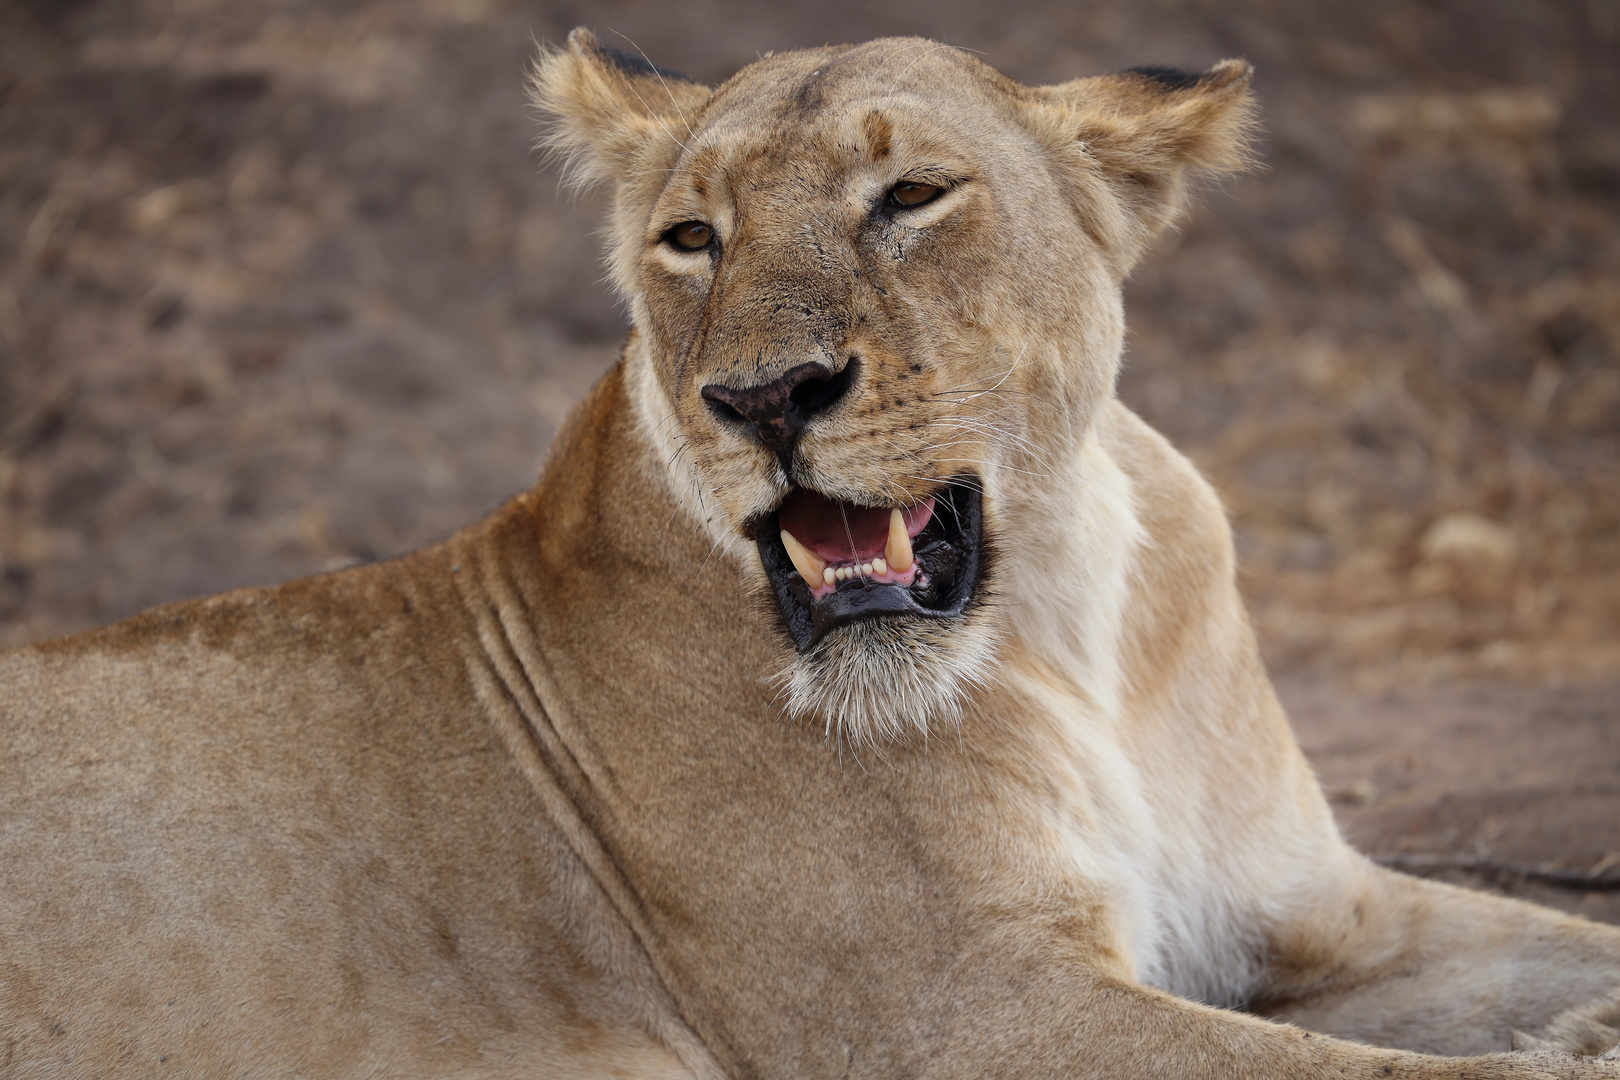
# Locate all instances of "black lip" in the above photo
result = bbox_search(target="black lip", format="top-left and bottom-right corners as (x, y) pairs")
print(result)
(755, 478), (984, 652)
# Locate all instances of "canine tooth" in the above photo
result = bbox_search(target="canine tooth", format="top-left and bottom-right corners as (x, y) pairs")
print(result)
(886, 508), (914, 573)
(823, 567), (836, 587)
(872, 557), (887, 575)
(780, 530), (827, 590)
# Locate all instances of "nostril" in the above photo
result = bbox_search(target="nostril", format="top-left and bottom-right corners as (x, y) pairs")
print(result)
(702, 392), (746, 425)
(789, 357), (859, 417)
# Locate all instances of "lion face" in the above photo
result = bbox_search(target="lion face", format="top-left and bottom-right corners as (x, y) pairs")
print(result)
(534, 35), (1252, 743)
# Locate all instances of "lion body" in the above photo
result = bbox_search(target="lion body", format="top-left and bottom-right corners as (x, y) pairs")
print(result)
(0, 458), (691, 1078)
(3, 32), (1620, 1080)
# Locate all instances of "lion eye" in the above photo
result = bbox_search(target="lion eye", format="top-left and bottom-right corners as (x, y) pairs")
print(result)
(666, 221), (714, 250)
(888, 181), (943, 209)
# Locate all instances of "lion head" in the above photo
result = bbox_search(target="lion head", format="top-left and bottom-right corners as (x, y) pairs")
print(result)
(532, 33), (1252, 744)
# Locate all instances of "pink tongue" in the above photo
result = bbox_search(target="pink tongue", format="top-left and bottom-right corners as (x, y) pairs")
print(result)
(778, 490), (934, 565)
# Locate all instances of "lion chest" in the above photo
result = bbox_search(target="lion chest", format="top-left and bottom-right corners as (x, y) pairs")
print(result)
(994, 665), (1274, 1010)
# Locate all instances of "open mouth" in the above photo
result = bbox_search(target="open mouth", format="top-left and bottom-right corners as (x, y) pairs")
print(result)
(754, 477), (984, 651)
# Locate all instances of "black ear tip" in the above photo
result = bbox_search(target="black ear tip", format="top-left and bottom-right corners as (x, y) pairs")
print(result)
(1124, 65), (1205, 91)
(1123, 60), (1253, 92)
(568, 26), (691, 83)
(598, 44), (693, 84)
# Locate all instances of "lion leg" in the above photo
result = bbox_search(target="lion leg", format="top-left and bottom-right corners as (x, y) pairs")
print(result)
(937, 961), (1614, 1080)
(1251, 852), (1620, 1058)
(1513, 994), (1620, 1058)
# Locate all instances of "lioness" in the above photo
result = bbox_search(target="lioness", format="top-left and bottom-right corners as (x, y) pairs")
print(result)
(2, 30), (1618, 1079)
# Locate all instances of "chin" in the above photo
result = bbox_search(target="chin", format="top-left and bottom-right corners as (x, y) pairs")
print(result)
(773, 608), (1001, 748)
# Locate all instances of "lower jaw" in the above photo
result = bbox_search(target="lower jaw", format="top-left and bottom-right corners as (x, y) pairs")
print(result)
(755, 479), (984, 652)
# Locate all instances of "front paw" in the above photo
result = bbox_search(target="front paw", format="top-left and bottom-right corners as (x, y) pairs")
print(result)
(1514, 993), (1620, 1059)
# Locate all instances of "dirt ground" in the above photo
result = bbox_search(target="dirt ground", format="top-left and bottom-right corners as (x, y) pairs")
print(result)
(2, 0), (1617, 918)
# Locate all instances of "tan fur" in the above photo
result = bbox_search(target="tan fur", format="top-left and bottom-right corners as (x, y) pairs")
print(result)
(1516, 996), (1620, 1058)
(2, 31), (1618, 1078)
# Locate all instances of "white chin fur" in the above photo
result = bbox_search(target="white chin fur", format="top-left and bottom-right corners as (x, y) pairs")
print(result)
(775, 608), (999, 749)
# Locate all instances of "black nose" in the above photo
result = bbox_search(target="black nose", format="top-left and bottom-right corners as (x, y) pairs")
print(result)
(701, 359), (857, 453)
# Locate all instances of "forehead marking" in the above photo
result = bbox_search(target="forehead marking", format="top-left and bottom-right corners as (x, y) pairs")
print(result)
(789, 67), (826, 117)
(863, 111), (893, 160)
(782, 51), (852, 120)
(678, 143), (724, 206)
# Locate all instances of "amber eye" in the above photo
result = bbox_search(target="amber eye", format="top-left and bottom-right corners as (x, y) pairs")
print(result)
(889, 181), (943, 209)
(667, 221), (713, 250)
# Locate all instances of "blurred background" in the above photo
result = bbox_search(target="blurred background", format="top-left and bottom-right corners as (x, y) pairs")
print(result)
(1, 0), (1616, 915)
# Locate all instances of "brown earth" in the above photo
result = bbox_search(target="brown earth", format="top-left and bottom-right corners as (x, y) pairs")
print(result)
(1, 0), (1616, 918)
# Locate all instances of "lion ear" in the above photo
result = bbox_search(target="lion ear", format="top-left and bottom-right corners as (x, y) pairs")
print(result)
(529, 28), (711, 190)
(1026, 61), (1255, 261)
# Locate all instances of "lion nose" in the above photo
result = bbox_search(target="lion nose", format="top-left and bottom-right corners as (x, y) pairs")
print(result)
(700, 359), (857, 453)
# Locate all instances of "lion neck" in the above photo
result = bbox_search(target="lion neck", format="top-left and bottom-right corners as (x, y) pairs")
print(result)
(457, 356), (779, 706)
(990, 409), (1144, 720)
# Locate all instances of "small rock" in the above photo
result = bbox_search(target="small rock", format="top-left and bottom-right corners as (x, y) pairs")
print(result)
(1420, 513), (1515, 562)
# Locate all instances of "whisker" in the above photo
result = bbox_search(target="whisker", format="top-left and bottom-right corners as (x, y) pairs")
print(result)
(930, 343), (1027, 396)
(604, 28), (699, 144)
(595, 35), (696, 159)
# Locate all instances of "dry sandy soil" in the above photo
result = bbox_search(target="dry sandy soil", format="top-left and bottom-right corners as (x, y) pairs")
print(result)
(2, 0), (1617, 920)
